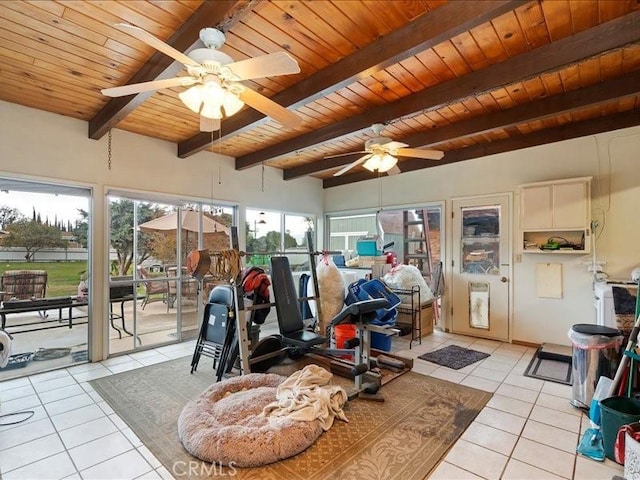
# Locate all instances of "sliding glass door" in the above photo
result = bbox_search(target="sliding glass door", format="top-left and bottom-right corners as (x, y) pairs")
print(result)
(107, 195), (234, 355)
(0, 177), (91, 380)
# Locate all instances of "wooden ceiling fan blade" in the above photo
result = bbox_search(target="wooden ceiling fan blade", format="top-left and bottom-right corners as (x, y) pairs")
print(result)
(239, 88), (302, 128)
(396, 148), (444, 160)
(115, 23), (200, 68)
(386, 165), (402, 176)
(228, 52), (300, 81)
(101, 77), (197, 97)
(333, 154), (372, 177)
(200, 116), (220, 132)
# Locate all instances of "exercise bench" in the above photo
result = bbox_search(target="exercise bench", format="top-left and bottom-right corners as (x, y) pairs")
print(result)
(270, 256), (397, 395)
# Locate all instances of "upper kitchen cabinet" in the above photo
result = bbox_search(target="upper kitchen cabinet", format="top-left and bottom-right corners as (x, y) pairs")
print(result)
(519, 177), (592, 253)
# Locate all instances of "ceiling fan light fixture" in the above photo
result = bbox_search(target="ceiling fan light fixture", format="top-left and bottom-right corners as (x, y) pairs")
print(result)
(363, 153), (382, 172)
(200, 101), (223, 119)
(378, 153), (398, 172)
(178, 85), (203, 113)
(222, 90), (244, 116)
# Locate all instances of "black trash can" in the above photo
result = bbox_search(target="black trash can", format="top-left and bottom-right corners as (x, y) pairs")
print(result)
(569, 324), (623, 409)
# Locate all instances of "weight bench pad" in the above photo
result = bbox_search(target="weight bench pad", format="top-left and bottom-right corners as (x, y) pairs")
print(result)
(331, 298), (389, 326)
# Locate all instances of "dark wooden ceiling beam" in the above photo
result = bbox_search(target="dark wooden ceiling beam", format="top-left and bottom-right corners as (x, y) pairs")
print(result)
(236, 10), (640, 170)
(323, 110), (640, 188)
(88, 0), (241, 140)
(177, 0), (526, 158)
(284, 70), (640, 179)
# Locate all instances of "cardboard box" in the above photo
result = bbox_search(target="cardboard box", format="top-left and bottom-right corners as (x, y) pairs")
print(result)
(397, 301), (433, 337)
(358, 255), (387, 268)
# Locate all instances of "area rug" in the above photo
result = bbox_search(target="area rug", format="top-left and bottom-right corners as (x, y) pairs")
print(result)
(524, 348), (572, 385)
(418, 345), (490, 370)
(90, 357), (491, 480)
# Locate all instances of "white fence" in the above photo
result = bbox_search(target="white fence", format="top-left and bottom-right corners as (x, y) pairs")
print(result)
(0, 247), (116, 262)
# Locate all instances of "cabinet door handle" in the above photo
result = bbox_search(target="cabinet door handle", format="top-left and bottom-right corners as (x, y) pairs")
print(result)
(501, 277), (508, 283)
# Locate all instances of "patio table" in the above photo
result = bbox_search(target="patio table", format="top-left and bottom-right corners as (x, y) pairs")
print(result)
(0, 296), (88, 333)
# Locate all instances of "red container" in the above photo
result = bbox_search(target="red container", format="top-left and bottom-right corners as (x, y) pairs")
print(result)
(385, 251), (398, 266)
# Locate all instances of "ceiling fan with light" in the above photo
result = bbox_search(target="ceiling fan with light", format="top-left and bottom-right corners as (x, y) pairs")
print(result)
(332, 124), (444, 176)
(101, 24), (303, 132)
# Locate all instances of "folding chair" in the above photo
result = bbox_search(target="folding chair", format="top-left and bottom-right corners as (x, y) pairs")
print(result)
(190, 285), (235, 374)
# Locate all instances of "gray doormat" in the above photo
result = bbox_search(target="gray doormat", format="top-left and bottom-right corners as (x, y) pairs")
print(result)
(418, 345), (490, 370)
(524, 347), (572, 385)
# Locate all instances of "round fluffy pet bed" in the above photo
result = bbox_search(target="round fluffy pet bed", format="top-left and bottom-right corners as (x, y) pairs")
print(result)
(178, 373), (324, 468)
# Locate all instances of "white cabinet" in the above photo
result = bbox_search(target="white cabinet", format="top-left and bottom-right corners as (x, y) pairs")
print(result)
(520, 185), (553, 229)
(519, 176), (592, 254)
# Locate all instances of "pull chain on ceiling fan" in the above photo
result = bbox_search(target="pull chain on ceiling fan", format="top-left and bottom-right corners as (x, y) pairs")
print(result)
(101, 24), (303, 132)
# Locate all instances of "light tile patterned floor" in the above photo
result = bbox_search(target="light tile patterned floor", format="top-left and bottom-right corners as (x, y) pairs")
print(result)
(0, 330), (626, 480)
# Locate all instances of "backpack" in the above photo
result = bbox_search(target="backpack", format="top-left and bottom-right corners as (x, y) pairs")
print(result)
(298, 273), (313, 320)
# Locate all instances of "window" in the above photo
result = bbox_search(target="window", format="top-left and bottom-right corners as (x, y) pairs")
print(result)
(326, 204), (444, 283)
(245, 209), (316, 272)
(0, 177), (91, 380)
(327, 214), (376, 257)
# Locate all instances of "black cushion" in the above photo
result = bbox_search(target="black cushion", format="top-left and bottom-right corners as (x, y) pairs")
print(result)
(282, 330), (326, 348)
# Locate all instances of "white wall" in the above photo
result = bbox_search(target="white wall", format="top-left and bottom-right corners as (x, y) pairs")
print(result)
(324, 126), (640, 346)
(0, 101), (323, 359)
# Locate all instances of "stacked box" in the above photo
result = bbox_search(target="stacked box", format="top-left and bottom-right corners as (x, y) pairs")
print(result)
(397, 301), (434, 337)
(358, 255), (387, 268)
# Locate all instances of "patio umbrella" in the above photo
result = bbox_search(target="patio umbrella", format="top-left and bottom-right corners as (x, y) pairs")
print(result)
(139, 210), (229, 235)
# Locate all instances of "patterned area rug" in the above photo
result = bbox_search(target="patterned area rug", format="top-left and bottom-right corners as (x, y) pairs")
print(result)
(91, 357), (491, 480)
(418, 345), (490, 370)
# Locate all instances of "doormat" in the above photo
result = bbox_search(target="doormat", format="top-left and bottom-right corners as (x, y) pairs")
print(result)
(524, 347), (572, 385)
(418, 345), (490, 370)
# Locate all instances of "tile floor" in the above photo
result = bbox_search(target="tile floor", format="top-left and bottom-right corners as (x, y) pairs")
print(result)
(0, 329), (625, 480)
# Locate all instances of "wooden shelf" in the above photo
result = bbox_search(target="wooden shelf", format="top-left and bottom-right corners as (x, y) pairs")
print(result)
(523, 249), (587, 254)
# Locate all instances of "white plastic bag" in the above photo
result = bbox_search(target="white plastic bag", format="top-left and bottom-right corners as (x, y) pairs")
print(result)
(382, 264), (433, 304)
(315, 255), (345, 334)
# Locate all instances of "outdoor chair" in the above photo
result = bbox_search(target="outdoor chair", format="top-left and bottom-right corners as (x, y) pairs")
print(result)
(167, 266), (199, 308)
(137, 266), (169, 312)
(0, 270), (47, 303)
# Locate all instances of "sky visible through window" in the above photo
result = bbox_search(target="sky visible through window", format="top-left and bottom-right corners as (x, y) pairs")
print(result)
(0, 191), (87, 226)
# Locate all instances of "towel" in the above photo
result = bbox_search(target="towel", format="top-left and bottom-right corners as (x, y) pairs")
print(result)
(0, 330), (12, 368)
(262, 364), (348, 430)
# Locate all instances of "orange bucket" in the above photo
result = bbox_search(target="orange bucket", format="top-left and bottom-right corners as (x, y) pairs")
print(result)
(334, 324), (356, 359)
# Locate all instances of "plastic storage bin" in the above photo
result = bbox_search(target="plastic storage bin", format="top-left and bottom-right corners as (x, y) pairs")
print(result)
(371, 331), (392, 351)
(568, 323), (623, 408)
(356, 239), (380, 256)
(600, 396), (640, 462)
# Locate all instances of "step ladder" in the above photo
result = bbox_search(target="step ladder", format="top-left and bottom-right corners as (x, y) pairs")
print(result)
(402, 210), (433, 282)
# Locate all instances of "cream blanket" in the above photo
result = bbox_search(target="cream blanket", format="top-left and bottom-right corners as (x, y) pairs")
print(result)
(262, 364), (348, 430)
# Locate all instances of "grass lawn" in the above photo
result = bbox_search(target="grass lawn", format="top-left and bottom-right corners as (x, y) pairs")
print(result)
(0, 261), (88, 297)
